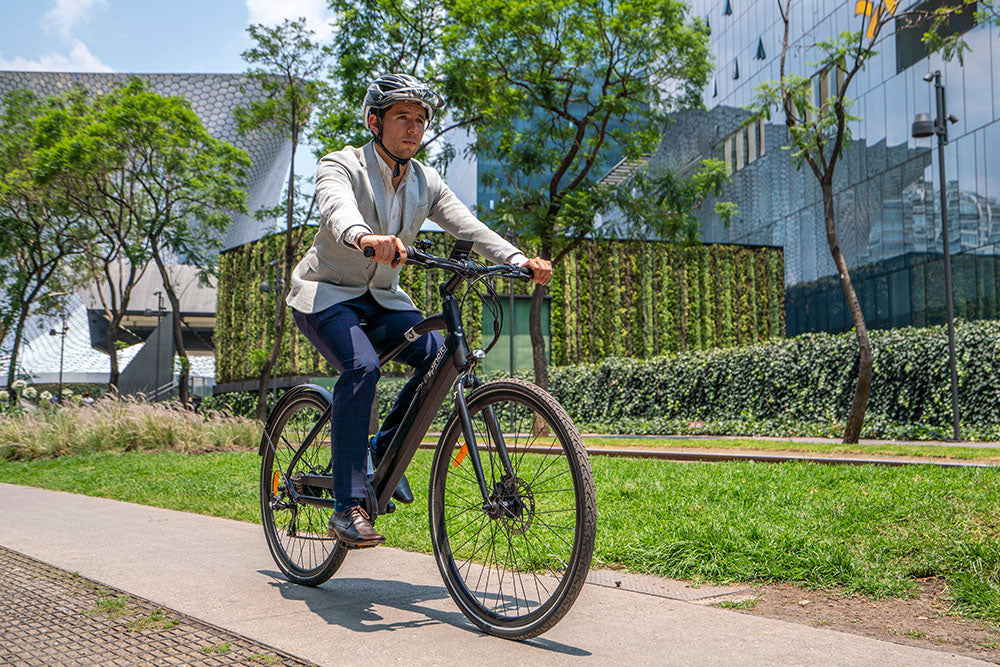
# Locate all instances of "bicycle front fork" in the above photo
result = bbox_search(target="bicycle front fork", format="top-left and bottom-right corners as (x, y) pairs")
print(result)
(452, 377), (515, 513)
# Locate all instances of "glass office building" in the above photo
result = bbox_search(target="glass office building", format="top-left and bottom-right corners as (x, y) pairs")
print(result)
(657, 1), (1000, 335)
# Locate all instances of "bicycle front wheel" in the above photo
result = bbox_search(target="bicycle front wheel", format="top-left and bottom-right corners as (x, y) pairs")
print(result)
(260, 390), (347, 586)
(429, 379), (596, 640)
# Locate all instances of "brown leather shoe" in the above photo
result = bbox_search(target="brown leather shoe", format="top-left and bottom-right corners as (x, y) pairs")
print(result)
(328, 505), (385, 547)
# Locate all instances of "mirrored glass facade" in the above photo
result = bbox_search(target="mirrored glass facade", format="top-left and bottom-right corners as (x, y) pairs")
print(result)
(660, 1), (1000, 335)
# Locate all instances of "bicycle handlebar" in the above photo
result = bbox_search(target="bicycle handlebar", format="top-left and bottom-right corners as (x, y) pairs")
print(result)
(363, 244), (534, 281)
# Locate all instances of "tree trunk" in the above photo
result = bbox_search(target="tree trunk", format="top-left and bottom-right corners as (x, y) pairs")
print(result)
(152, 253), (189, 407)
(528, 283), (548, 390)
(108, 317), (122, 393)
(5, 303), (29, 389)
(821, 181), (872, 443)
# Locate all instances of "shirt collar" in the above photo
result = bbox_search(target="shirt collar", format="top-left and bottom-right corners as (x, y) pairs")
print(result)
(373, 149), (414, 186)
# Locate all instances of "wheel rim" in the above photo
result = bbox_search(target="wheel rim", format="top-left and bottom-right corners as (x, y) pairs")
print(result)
(435, 390), (585, 625)
(262, 398), (339, 577)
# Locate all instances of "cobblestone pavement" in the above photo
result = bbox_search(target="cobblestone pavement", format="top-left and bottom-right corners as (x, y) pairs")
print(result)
(0, 546), (313, 666)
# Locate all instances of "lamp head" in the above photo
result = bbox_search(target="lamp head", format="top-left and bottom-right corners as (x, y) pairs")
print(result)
(911, 113), (935, 138)
(922, 72), (935, 83)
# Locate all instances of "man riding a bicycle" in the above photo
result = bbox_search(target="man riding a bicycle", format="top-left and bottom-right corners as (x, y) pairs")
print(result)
(286, 73), (551, 548)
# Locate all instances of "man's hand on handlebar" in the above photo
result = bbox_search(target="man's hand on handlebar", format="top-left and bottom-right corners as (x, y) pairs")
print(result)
(360, 234), (407, 268)
(523, 257), (552, 285)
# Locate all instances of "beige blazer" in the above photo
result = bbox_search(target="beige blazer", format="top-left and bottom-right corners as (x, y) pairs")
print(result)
(286, 142), (524, 314)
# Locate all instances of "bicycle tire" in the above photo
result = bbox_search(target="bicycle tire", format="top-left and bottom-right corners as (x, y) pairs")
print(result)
(260, 390), (347, 586)
(429, 379), (596, 640)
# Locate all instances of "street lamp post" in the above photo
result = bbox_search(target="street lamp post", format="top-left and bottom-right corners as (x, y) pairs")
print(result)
(48, 313), (69, 400)
(912, 69), (961, 441)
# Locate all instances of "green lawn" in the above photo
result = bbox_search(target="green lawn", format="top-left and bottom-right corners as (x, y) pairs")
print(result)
(579, 436), (1000, 461)
(2, 450), (998, 622)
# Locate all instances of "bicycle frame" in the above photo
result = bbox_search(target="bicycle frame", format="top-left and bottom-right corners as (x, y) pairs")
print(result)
(281, 269), (515, 518)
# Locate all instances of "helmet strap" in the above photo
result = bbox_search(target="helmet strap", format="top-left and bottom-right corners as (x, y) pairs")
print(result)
(371, 114), (409, 179)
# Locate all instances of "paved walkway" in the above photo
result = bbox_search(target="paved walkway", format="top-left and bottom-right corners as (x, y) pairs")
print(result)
(0, 482), (987, 666)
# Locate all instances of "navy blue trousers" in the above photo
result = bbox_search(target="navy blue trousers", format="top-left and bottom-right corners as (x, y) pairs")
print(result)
(292, 292), (443, 508)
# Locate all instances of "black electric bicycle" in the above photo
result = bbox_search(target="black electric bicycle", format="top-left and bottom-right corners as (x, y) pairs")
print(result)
(258, 239), (596, 640)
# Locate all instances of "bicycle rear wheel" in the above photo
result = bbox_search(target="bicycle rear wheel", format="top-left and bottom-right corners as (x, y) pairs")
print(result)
(260, 389), (347, 586)
(429, 379), (596, 640)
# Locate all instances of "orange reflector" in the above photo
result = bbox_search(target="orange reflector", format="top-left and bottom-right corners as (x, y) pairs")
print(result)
(271, 470), (280, 496)
(452, 443), (469, 467)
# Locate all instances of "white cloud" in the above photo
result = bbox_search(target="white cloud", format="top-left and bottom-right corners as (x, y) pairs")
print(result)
(245, 0), (334, 42)
(0, 40), (113, 72)
(42, 0), (108, 38)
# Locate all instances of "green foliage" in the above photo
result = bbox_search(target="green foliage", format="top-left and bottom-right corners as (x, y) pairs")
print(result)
(235, 19), (327, 144)
(443, 0), (712, 248)
(919, 0), (998, 64)
(27, 77), (249, 389)
(0, 88), (88, 383)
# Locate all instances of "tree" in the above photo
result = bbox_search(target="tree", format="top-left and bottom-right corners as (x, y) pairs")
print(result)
(440, 0), (712, 390)
(33, 83), (158, 392)
(86, 78), (250, 406)
(0, 89), (88, 391)
(747, 0), (995, 443)
(236, 18), (327, 421)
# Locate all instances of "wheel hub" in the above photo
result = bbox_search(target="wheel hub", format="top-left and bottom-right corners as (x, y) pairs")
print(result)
(485, 475), (535, 535)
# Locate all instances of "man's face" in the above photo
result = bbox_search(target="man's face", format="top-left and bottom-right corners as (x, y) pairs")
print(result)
(370, 101), (427, 162)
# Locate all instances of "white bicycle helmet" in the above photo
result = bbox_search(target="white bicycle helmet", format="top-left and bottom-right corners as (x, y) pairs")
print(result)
(363, 73), (445, 176)
(362, 73), (445, 126)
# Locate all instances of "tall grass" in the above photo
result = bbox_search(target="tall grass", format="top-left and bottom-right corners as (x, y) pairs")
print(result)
(0, 396), (259, 461)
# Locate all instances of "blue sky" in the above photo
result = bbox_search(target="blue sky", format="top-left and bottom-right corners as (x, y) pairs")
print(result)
(0, 0), (334, 74)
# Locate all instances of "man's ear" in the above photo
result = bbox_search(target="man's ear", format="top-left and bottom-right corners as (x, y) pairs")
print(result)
(367, 112), (380, 135)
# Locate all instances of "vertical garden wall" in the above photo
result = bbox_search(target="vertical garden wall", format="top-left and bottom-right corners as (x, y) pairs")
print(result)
(214, 231), (784, 383)
(550, 240), (785, 365)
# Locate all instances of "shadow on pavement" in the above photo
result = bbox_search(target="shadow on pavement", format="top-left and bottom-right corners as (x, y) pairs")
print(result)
(260, 569), (590, 656)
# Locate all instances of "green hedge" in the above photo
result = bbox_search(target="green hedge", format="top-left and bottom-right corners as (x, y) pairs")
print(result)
(215, 231), (784, 383)
(547, 318), (1000, 438)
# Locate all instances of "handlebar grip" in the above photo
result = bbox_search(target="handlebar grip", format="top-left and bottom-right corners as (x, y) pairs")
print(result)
(363, 245), (408, 264)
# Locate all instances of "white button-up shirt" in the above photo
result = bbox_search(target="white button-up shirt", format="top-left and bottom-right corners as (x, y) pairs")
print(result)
(374, 151), (414, 237)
